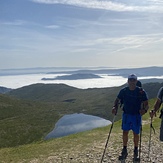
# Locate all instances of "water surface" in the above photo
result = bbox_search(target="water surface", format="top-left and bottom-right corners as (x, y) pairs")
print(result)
(45, 113), (111, 139)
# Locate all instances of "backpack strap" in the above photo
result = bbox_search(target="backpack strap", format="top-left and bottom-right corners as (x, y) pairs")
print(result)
(137, 87), (144, 102)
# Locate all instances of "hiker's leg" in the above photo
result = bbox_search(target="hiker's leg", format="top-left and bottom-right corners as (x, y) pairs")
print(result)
(122, 113), (129, 147)
(119, 130), (128, 158)
(133, 132), (139, 147)
(133, 132), (139, 158)
(123, 130), (129, 146)
(132, 114), (141, 147)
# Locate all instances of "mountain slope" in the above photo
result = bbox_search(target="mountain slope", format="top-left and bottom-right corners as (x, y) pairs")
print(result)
(143, 82), (163, 99)
(0, 86), (12, 93)
(3, 82), (163, 149)
(0, 94), (61, 148)
(8, 82), (163, 102)
(1, 84), (121, 148)
(0, 108), (162, 163)
(7, 82), (163, 118)
(8, 83), (122, 120)
(8, 83), (78, 101)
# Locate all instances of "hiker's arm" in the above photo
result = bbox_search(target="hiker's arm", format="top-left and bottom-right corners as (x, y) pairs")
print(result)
(150, 98), (161, 118)
(112, 98), (120, 115)
(154, 98), (162, 112)
(140, 100), (149, 115)
(143, 100), (149, 112)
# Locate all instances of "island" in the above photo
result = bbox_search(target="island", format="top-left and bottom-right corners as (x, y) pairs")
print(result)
(42, 73), (102, 80)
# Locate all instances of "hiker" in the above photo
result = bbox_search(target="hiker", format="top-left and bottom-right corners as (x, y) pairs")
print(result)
(112, 74), (149, 160)
(150, 86), (163, 141)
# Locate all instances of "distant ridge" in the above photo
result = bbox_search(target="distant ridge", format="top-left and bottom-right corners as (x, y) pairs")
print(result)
(8, 82), (163, 101)
(0, 86), (12, 93)
(8, 83), (78, 102)
(1, 66), (163, 76)
(47, 66), (163, 77)
(42, 73), (102, 80)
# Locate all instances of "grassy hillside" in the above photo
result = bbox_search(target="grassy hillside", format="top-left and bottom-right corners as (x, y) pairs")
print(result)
(8, 82), (163, 119)
(0, 94), (62, 148)
(143, 82), (163, 99)
(1, 84), (121, 148)
(8, 83), (122, 120)
(0, 100), (162, 163)
(1, 82), (163, 149)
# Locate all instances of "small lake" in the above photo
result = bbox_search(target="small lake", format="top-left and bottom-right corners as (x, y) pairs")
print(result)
(45, 113), (111, 139)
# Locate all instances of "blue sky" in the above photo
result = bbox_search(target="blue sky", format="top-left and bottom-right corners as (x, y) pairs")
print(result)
(0, 0), (163, 69)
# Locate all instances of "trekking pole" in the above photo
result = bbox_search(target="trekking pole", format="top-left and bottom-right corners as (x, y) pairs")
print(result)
(148, 116), (155, 160)
(100, 108), (118, 163)
(138, 124), (142, 161)
(137, 93), (144, 162)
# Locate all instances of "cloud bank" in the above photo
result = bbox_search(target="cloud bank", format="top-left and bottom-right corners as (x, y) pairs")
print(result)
(31, 0), (163, 12)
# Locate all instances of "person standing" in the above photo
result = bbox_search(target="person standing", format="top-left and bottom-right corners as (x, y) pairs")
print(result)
(112, 74), (149, 160)
(150, 86), (163, 141)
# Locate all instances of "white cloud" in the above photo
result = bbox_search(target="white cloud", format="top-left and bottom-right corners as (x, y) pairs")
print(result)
(147, 0), (163, 5)
(45, 25), (60, 29)
(0, 20), (27, 26)
(110, 33), (163, 45)
(1, 0), (163, 69)
(30, 0), (163, 13)
(77, 33), (163, 50)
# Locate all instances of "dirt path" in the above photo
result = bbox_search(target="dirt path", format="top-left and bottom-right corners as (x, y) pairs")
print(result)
(34, 129), (163, 163)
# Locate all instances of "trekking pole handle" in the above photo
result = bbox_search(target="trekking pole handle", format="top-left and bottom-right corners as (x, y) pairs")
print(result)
(150, 116), (155, 134)
(112, 106), (118, 115)
(150, 109), (156, 118)
(112, 99), (120, 115)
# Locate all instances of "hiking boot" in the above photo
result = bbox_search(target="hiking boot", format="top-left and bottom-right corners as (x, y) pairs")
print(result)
(118, 148), (128, 160)
(134, 148), (138, 159)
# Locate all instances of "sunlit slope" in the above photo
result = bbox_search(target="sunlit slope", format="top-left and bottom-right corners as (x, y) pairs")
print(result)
(8, 83), (121, 120)
(0, 94), (61, 148)
(1, 82), (163, 149)
(0, 99), (162, 163)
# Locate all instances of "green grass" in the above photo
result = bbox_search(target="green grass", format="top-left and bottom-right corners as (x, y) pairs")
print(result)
(0, 84), (121, 148)
(0, 94), (62, 148)
(0, 113), (161, 163)
(0, 83), (162, 162)
(0, 90), (159, 148)
(0, 122), (116, 162)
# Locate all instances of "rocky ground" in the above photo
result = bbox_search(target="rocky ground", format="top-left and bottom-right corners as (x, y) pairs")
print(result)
(37, 128), (163, 163)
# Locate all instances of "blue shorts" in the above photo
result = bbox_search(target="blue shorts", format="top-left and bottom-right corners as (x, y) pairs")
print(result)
(122, 113), (142, 134)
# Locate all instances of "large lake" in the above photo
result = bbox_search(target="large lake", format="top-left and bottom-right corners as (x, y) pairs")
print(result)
(45, 113), (111, 139)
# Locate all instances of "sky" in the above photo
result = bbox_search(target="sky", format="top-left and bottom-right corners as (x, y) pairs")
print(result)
(0, 0), (163, 69)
